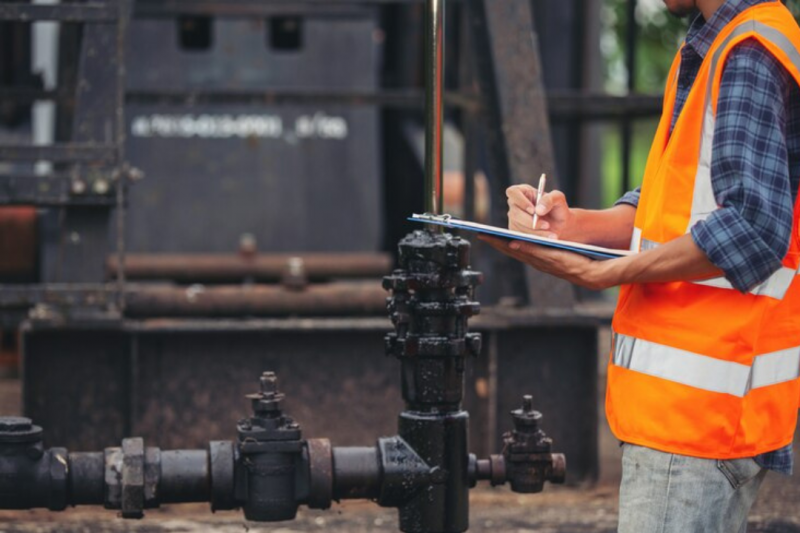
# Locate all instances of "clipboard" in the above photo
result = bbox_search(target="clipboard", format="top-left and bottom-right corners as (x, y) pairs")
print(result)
(410, 213), (634, 261)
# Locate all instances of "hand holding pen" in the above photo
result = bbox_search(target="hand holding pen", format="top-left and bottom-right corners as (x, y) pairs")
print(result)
(506, 175), (574, 240)
(532, 173), (546, 230)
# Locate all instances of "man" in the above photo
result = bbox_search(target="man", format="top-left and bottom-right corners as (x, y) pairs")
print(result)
(481, 0), (800, 531)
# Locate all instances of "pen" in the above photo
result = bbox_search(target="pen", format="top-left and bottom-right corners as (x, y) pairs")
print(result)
(532, 173), (546, 230)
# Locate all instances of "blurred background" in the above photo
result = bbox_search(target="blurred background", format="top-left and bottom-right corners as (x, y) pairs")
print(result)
(0, 0), (799, 531)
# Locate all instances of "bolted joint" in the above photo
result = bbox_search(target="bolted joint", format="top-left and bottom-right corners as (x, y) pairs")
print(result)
(121, 438), (145, 519)
(466, 333), (482, 357)
(469, 453), (507, 488)
(239, 371), (301, 443)
(104, 439), (160, 518)
(503, 451), (567, 494)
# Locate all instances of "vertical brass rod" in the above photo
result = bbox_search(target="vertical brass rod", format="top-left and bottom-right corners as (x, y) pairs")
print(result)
(424, 0), (445, 215)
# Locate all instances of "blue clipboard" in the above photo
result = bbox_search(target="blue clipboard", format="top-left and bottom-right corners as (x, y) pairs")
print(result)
(409, 214), (633, 261)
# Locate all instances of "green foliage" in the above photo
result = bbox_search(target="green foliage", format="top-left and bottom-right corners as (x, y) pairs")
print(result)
(598, 0), (800, 208)
(602, 0), (690, 93)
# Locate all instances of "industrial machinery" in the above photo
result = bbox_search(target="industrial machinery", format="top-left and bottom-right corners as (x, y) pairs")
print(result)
(0, 227), (565, 531)
(0, 0), (609, 508)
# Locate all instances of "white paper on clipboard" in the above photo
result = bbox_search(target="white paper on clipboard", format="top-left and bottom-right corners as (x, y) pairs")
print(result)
(410, 213), (634, 261)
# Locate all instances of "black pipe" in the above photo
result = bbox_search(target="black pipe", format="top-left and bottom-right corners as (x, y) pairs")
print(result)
(67, 452), (104, 505)
(332, 447), (382, 500)
(398, 412), (469, 532)
(159, 450), (210, 503)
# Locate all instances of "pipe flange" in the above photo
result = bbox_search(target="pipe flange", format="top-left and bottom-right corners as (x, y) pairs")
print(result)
(209, 441), (236, 512)
(489, 454), (506, 487)
(48, 447), (68, 511)
(306, 439), (333, 510)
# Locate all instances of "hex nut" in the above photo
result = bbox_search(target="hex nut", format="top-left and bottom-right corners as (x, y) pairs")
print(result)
(121, 438), (145, 519)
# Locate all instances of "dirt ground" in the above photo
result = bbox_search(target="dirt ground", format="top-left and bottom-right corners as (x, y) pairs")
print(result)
(0, 480), (799, 533)
(2, 370), (800, 533)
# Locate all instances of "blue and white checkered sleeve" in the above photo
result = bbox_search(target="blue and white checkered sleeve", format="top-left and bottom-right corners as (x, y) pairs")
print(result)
(615, 187), (641, 208)
(690, 40), (795, 293)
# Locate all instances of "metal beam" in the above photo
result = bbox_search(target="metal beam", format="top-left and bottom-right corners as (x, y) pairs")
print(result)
(126, 89), (480, 110)
(133, 0), (462, 18)
(0, 87), (661, 119)
(0, 284), (116, 309)
(0, 144), (117, 163)
(547, 93), (662, 120)
(0, 3), (118, 22)
(470, 0), (576, 308)
(0, 174), (116, 207)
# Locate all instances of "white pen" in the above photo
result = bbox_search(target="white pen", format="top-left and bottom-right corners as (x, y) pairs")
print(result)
(532, 173), (547, 230)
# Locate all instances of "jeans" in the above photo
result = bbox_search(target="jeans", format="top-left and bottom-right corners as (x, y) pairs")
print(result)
(618, 443), (767, 533)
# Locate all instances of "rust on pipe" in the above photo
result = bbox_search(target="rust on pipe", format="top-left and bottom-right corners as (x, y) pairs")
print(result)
(0, 207), (37, 281)
(107, 253), (394, 283)
(124, 282), (388, 318)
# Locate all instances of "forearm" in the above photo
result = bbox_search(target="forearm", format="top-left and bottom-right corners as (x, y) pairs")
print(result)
(598, 233), (722, 286)
(562, 205), (636, 250)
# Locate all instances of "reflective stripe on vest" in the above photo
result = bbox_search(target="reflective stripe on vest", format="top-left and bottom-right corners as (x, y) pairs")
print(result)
(638, 236), (799, 299)
(628, 23), (800, 299)
(612, 331), (800, 397)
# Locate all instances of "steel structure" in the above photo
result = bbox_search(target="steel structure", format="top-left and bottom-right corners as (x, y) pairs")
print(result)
(0, 0), (619, 490)
(0, 231), (565, 531)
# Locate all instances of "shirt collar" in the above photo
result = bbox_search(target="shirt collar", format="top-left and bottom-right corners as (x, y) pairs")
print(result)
(684, 0), (769, 58)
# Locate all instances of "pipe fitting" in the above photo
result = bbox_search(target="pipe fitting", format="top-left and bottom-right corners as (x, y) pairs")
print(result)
(0, 417), (68, 511)
(502, 395), (567, 493)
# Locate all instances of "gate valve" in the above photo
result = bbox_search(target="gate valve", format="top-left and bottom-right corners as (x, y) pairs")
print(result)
(235, 372), (304, 522)
(502, 395), (566, 493)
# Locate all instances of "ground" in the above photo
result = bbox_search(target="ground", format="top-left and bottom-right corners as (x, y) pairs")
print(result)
(2, 364), (800, 533)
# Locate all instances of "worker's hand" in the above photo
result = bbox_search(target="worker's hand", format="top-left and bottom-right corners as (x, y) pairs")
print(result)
(477, 235), (618, 291)
(506, 185), (575, 239)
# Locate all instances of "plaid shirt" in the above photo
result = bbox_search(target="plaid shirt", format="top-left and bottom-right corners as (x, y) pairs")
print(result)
(616, 0), (800, 474)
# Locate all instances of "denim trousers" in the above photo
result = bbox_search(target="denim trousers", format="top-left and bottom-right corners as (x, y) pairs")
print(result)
(618, 443), (767, 533)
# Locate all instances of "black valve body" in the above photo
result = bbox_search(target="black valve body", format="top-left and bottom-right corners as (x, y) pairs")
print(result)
(384, 230), (482, 533)
(235, 372), (304, 521)
(0, 417), (68, 511)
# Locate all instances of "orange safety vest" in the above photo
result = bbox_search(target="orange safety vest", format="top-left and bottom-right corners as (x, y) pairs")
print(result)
(608, 1), (800, 459)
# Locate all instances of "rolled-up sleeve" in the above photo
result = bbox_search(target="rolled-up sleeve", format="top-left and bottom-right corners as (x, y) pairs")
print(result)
(615, 187), (641, 208)
(689, 41), (795, 293)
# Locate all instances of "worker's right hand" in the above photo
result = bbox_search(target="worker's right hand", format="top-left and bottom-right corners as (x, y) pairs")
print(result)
(506, 184), (574, 240)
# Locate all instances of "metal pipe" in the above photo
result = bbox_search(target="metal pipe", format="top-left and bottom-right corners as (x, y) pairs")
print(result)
(424, 0), (445, 214)
(332, 447), (381, 500)
(68, 452), (105, 505)
(108, 253), (393, 283)
(0, 208), (37, 281)
(159, 450), (210, 503)
(124, 282), (389, 317)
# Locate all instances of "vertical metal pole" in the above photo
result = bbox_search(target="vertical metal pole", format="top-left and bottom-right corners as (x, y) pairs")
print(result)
(424, 0), (445, 215)
(115, 0), (130, 313)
